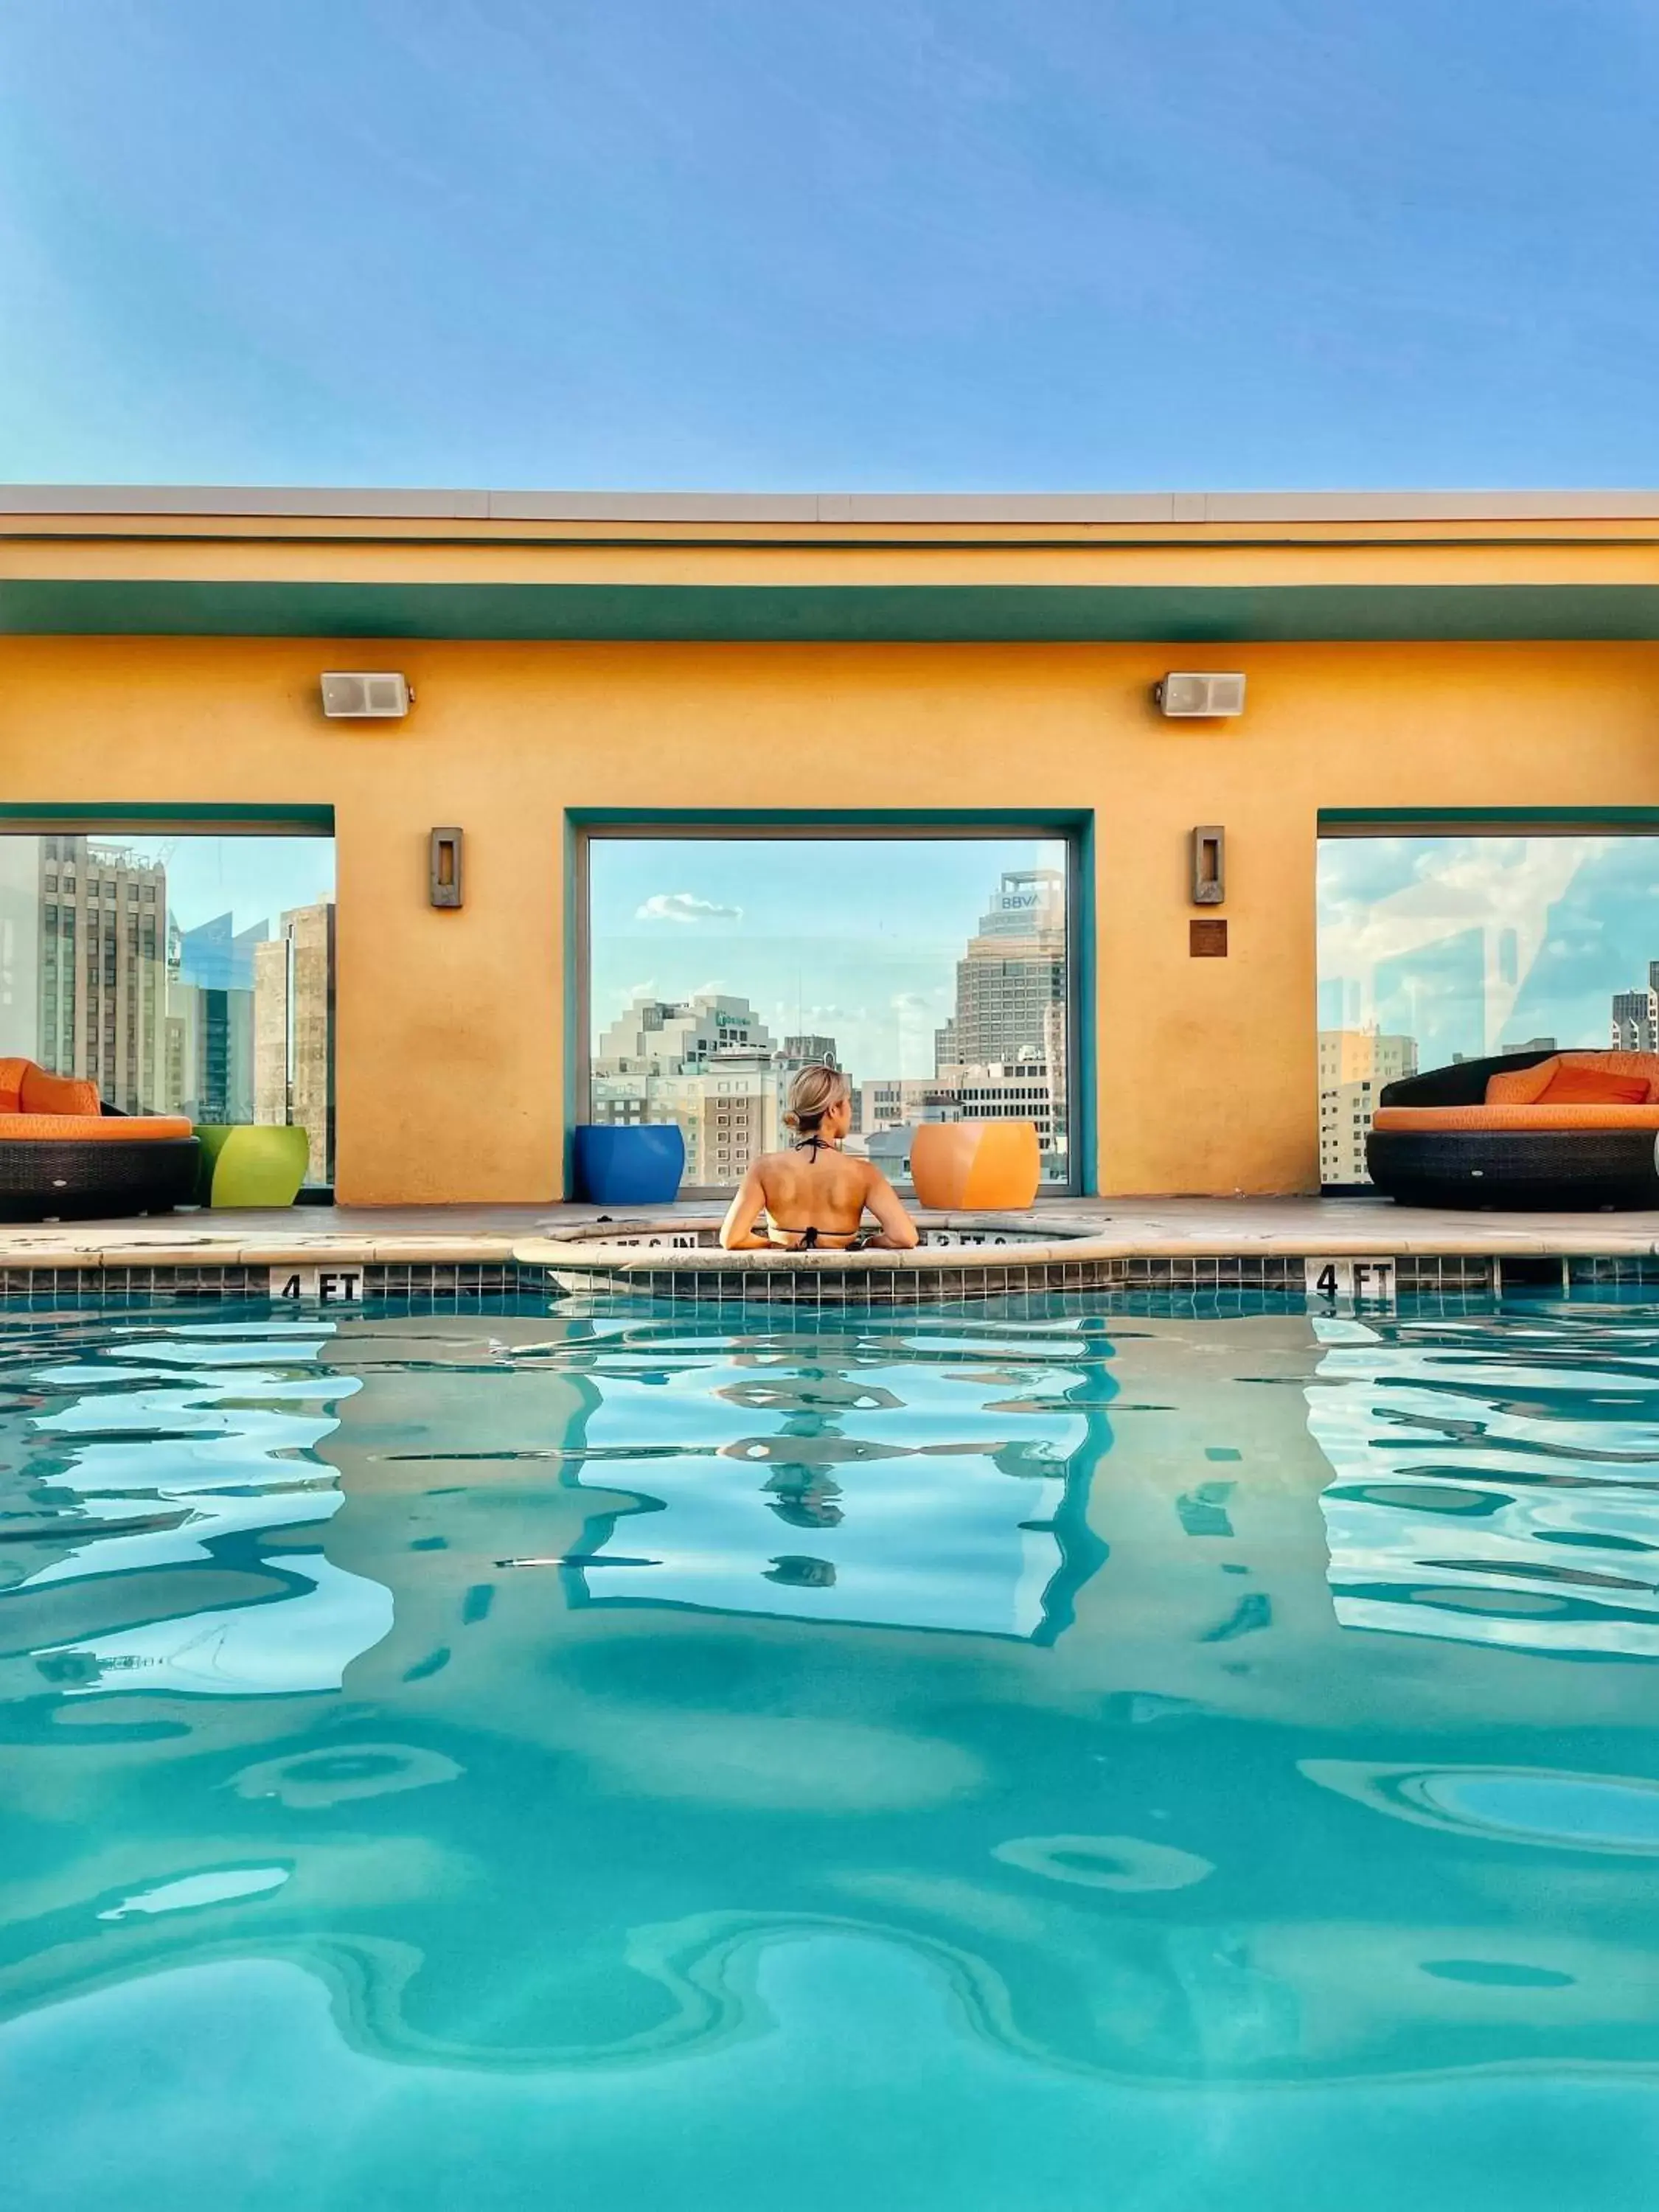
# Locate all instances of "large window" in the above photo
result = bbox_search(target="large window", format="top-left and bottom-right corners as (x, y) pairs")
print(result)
(0, 828), (336, 1184)
(1316, 827), (1659, 1186)
(583, 830), (1078, 1189)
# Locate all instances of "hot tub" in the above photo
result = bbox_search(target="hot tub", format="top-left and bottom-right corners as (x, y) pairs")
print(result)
(514, 1214), (1122, 1302)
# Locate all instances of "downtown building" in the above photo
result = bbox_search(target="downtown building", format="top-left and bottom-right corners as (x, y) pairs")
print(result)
(1318, 1028), (1418, 1185)
(1611, 964), (1659, 1051)
(166, 909), (266, 1125)
(253, 902), (335, 1181)
(590, 993), (838, 1183)
(17, 836), (169, 1113)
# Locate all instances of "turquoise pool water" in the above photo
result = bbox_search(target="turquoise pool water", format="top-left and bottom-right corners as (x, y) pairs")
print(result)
(4, 1295), (1658, 2208)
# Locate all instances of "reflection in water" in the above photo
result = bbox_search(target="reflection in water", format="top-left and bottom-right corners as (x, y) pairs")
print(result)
(1309, 1310), (1659, 1656)
(5, 1298), (1659, 2211)
(1, 1317), (389, 1697)
(552, 1320), (1111, 1638)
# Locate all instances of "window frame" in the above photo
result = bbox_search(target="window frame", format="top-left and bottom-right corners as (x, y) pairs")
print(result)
(0, 805), (338, 1192)
(1315, 807), (1659, 1193)
(570, 810), (1094, 1200)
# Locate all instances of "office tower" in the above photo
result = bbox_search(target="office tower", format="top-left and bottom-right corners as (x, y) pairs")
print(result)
(939, 867), (1067, 1073)
(254, 903), (335, 1181)
(37, 836), (169, 1112)
(167, 910), (267, 1126)
(1318, 1029), (1418, 1185)
(1611, 964), (1659, 1049)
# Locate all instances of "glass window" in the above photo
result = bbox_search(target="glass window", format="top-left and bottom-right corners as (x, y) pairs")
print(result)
(585, 830), (1075, 1189)
(1317, 830), (1659, 1186)
(0, 830), (336, 1184)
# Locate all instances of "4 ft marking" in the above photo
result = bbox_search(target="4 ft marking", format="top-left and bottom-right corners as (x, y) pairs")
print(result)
(1307, 1257), (1397, 1309)
(270, 1266), (364, 1304)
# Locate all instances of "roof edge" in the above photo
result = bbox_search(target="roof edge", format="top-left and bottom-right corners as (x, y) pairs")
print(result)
(5, 485), (1659, 526)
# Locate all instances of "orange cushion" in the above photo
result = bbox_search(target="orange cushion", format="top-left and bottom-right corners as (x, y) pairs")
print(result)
(1486, 1051), (1659, 1106)
(19, 1065), (102, 1117)
(0, 1114), (193, 1142)
(1486, 1057), (1560, 1105)
(0, 1057), (29, 1115)
(1539, 1064), (1650, 1105)
(1375, 1104), (1659, 1133)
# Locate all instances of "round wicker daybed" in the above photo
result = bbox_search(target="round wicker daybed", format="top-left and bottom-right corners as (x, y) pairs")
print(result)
(1368, 1048), (1659, 1209)
(0, 1059), (199, 1221)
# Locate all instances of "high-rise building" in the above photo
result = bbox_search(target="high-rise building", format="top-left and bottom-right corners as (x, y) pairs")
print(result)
(167, 908), (266, 1125)
(591, 992), (789, 1182)
(1319, 1029), (1418, 1185)
(36, 836), (169, 1112)
(938, 867), (1067, 1074)
(253, 902), (335, 1181)
(176, 911), (267, 992)
(1612, 964), (1659, 1049)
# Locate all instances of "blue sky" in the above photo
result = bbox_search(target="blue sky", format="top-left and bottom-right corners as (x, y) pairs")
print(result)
(1, 1), (1654, 489)
(591, 837), (1062, 1079)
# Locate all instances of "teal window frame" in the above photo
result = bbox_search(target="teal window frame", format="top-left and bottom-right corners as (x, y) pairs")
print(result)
(568, 809), (1097, 1199)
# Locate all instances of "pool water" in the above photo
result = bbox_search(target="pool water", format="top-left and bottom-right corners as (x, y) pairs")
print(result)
(4, 1295), (1659, 2209)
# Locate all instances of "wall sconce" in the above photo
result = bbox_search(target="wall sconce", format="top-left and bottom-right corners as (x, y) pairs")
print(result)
(429, 828), (463, 908)
(1191, 825), (1225, 905)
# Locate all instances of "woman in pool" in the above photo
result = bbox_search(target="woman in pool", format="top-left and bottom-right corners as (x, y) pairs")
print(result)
(719, 1063), (920, 1251)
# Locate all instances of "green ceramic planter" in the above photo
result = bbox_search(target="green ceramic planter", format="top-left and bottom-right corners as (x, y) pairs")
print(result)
(193, 1124), (312, 1208)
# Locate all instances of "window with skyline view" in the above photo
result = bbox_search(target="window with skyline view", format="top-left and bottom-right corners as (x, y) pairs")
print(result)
(1316, 830), (1659, 1186)
(585, 833), (1074, 1189)
(0, 831), (336, 1184)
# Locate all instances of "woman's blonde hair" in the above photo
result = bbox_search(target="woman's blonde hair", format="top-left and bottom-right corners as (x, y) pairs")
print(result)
(783, 1062), (850, 1135)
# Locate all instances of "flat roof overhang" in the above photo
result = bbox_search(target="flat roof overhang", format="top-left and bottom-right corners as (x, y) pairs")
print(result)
(9, 577), (1659, 641)
(7, 484), (1659, 641)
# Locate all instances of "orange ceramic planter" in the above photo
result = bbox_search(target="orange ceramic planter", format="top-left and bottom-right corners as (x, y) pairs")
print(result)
(909, 1120), (1042, 1210)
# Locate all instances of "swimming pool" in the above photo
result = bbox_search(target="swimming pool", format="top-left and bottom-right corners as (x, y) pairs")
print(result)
(3, 1294), (1658, 2209)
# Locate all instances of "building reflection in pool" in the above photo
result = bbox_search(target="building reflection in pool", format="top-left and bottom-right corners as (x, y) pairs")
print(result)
(1308, 1310), (1659, 1658)
(549, 1317), (1113, 1641)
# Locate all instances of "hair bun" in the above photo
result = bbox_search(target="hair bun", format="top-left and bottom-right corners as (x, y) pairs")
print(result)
(782, 1109), (801, 1130)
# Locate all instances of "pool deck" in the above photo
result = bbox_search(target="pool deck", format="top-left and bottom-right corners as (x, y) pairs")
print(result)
(3, 1193), (1659, 1273)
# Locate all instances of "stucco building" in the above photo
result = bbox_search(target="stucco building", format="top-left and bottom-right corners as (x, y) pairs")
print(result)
(5, 483), (1659, 1204)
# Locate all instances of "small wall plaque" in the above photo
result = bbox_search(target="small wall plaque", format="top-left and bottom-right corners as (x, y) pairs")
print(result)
(1190, 918), (1228, 957)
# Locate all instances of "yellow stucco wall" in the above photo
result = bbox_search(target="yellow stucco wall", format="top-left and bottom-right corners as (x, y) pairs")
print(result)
(4, 616), (1659, 1204)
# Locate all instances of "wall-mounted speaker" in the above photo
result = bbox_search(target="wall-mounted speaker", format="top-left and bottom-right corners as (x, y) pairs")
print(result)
(1155, 672), (1246, 718)
(321, 672), (412, 719)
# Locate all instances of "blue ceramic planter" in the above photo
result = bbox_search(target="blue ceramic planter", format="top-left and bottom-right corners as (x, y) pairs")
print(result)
(571, 1122), (686, 1206)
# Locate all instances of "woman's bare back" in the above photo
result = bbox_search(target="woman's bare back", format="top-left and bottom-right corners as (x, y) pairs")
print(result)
(719, 1143), (919, 1251)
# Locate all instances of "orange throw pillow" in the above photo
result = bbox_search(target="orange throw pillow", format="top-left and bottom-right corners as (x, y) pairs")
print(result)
(1539, 1065), (1649, 1105)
